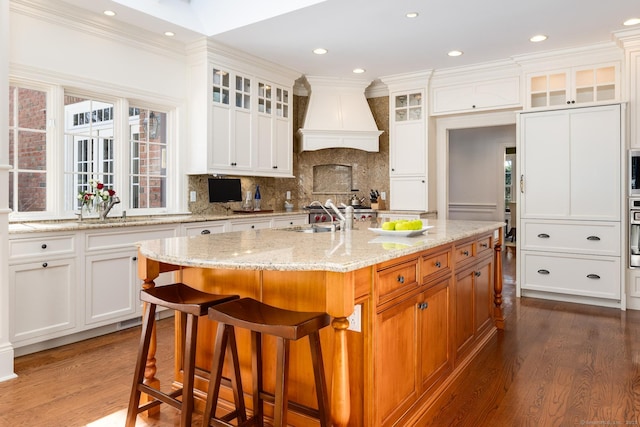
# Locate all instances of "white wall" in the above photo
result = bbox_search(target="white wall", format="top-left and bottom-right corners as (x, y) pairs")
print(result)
(448, 125), (515, 221)
(0, 0), (17, 382)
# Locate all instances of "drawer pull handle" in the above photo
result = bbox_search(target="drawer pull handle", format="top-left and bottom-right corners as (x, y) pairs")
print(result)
(201, 229), (211, 235)
(586, 236), (600, 241)
(418, 302), (428, 310)
(474, 271), (481, 277)
(42, 262), (48, 268)
(435, 261), (441, 268)
(537, 269), (550, 275)
(587, 274), (601, 280)
(537, 233), (550, 239)
(41, 244), (47, 249)
(397, 275), (405, 284)
(480, 243), (488, 248)
(463, 250), (470, 256)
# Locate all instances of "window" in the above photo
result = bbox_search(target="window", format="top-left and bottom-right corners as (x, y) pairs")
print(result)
(128, 108), (167, 209)
(63, 95), (115, 210)
(8, 85), (48, 213)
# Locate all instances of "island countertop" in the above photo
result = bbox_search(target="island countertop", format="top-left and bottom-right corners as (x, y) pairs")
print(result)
(136, 219), (504, 273)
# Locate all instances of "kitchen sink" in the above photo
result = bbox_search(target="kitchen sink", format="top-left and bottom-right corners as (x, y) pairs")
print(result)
(287, 224), (337, 233)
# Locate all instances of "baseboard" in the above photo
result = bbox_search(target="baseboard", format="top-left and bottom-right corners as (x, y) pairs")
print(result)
(0, 342), (16, 382)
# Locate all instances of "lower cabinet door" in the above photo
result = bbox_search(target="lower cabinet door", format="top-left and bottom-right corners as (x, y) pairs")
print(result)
(85, 251), (138, 325)
(419, 279), (452, 393)
(9, 258), (77, 344)
(375, 294), (420, 427)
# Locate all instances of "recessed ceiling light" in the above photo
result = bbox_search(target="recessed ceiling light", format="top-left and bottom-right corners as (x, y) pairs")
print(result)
(447, 50), (463, 57)
(353, 68), (366, 74)
(313, 48), (328, 55)
(164, 31), (175, 37)
(103, 10), (116, 17)
(624, 18), (640, 26)
(530, 34), (548, 42)
(406, 12), (419, 18)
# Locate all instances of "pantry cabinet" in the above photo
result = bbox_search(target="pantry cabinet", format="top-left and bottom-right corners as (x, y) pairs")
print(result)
(518, 104), (624, 305)
(525, 62), (619, 109)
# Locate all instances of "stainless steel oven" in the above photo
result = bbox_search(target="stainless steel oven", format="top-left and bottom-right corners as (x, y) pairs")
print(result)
(630, 198), (640, 267)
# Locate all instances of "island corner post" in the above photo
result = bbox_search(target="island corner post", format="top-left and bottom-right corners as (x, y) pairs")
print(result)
(135, 251), (359, 427)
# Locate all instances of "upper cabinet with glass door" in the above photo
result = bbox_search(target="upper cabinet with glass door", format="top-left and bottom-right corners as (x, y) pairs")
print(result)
(526, 62), (619, 109)
(394, 92), (422, 122)
(255, 81), (293, 176)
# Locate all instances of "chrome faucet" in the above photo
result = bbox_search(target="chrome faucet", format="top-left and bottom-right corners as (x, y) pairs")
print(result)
(309, 200), (340, 231)
(100, 196), (121, 220)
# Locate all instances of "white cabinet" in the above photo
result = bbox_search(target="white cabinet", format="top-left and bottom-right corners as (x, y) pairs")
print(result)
(431, 77), (520, 115)
(518, 104), (623, 305)
(382, 74), (430, 211)
(270, 214), (307, 229)
(181, 220), (228, 236)
(9, 258), (78, 345)
(525, 63), (619, 109)
(255, 81), (292, 176)
(8, 233), (78, 345)
(210, 67), (254, 173)
(84, 226), (178, 325)
(519, 104), (621, 221)
(228, 217), (273, 231)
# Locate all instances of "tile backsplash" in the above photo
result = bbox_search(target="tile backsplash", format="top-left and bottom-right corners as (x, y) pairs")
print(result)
(187, 95), (389, 214)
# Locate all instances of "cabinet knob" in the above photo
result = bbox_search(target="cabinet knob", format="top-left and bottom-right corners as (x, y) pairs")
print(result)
(418, 302), (428, 310)
(537, 233), (550, 239)
(474, 271), (481, 277)
(472, 105), (476, 109)
(273, 165), (278, 169)
(251, 225), (255, 229)
(435, 261), (441, 268)
(391, 168), (395, 172)
(132, 256), (137, 261)
(586, 235), (600, 241)
(480, 243), (488, 248)
(41, 244), (47, 249)
(587, 274), (601, 279)
(537, 269), (550, 275)
(397, 275), (405, 284)
(201, 229), (211, 235)
(230, 162), (237, 166)
(463, 250), (470, 256)
(42, 262), (48, 268)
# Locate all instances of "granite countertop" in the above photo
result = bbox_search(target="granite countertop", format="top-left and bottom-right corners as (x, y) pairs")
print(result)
(137, 219), (504, 273)
(8, 211), (309, 234)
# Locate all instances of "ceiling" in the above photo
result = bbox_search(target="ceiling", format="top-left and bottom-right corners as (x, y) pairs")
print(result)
(56, 0), (640, 81)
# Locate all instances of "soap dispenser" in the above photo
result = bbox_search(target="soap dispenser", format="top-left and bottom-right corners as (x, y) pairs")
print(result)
(254, 185), (261, 211)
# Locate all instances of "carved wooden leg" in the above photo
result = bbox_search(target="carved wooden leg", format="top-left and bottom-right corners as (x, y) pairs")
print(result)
(331, 317), (350, 427)
(140, 277), (160, 416)
(493, 242), (505, 329)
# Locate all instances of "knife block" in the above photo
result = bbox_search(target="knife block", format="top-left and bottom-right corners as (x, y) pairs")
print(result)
(371, 200), (385, 210)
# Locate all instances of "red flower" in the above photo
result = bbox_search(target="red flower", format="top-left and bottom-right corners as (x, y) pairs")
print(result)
(96, 182), (104, 190)
(107, 189), (116, 197)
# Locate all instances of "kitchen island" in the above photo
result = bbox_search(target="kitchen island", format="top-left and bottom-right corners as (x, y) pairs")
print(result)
(136, 219), (504, 426)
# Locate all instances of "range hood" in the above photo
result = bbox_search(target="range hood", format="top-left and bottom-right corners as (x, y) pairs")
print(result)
(297, 76), (383, 152)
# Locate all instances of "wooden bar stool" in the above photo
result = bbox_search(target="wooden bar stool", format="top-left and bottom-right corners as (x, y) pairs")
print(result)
(126, 283), (239, 427)
(202, 297), (331, 427)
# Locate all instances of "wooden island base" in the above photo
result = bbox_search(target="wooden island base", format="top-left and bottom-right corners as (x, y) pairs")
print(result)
(137, 225), (503, 426)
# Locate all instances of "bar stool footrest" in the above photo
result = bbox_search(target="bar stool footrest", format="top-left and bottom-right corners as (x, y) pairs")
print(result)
(136, 385), (183, 413)
(258, 390), (323, 420)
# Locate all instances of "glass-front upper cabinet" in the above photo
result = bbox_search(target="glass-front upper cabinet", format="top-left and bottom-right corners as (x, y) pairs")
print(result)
(212, 68), (230, 105)
(235, 75), (251, 109)
(527, 63), (618, 109)
(394, 92), (422, 122)
(276, 87), (289, 118)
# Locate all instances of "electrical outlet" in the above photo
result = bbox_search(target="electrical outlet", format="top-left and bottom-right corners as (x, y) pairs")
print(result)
(380, 191), (386, 201)
(347, 304), (362, 332)
(190, 191), (197, 202)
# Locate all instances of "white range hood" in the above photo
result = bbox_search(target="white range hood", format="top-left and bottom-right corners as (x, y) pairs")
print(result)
(297, 76), (383, 152)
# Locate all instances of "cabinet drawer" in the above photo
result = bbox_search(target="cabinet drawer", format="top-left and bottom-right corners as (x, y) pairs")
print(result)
(421, 249), (451, 284)
(521, 221), (620, 256)
(454, 241), (475, 265)
(182, 221), (228, 236)
(86, 226), (177, 251)
(376, 258), (419, 307)
(476, 235), (493, 258)
(9, 235), (76, 260)
(521, 251), (620, 300)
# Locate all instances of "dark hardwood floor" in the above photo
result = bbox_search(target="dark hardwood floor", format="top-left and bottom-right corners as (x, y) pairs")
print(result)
(1, 250), (639, 426)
